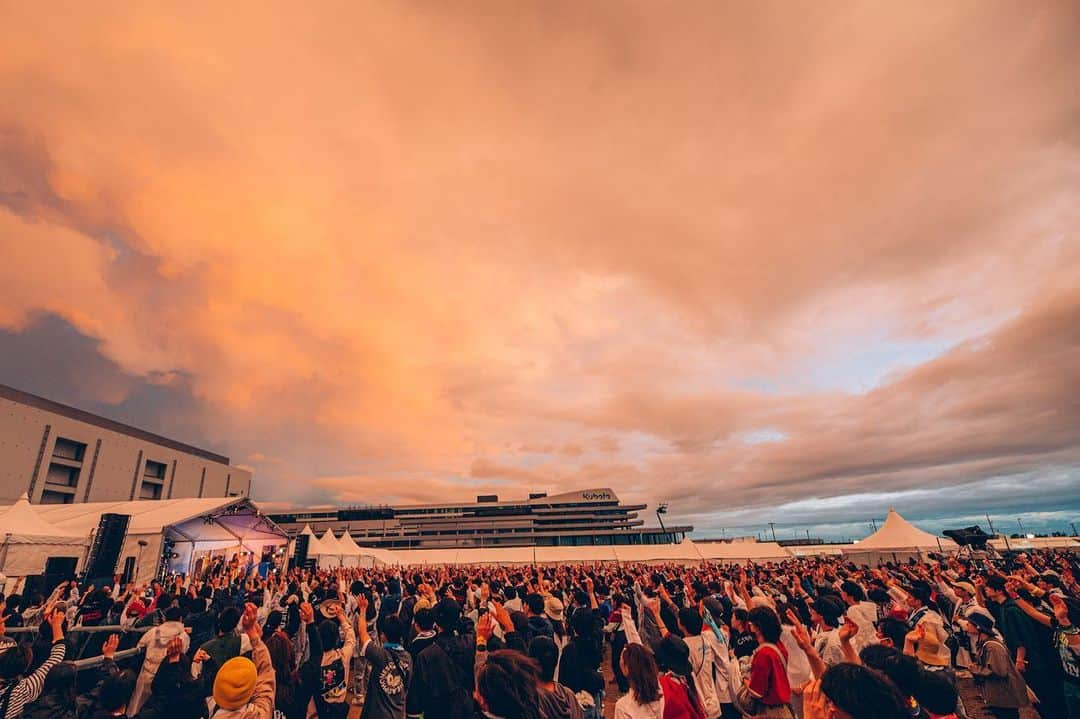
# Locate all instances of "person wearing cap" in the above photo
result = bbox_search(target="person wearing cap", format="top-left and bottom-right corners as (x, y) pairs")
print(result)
(210, 602), (276, 719)
(903, 581), (951, 670)
(965, 611), (1030, 718)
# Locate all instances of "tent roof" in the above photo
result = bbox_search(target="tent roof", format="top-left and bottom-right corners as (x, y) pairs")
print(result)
(696, 541), (791, 561)
(0, 493), (85, 542)
(851, 509), (945, 550)
(316, 529), (343, 555)
(0, 496), (286, 548)
(338, 531), (363, 554)
(613, 538), (702, 563)
(15, 496), (247, 535)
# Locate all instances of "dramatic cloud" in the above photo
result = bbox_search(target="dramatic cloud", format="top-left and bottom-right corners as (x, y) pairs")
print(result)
(1, 1), (1078, 535)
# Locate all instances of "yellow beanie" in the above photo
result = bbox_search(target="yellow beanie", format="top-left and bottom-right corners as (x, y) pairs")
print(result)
(214, 656), (258, 710)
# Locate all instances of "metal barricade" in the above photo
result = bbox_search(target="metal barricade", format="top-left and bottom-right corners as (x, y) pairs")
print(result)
(3, 624), (151, 665)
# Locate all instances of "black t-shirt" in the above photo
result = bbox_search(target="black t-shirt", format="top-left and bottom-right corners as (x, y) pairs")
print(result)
(731, 630), (758, 659)
(362, 640), (412, 719)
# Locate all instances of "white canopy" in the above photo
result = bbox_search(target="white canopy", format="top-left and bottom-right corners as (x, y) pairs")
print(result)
(0, 493), (89, 578)
(847, 509), (949, 550)
(0, 496), (286, 582)
(0, 493), (85, 544)
(315, 529), (344, 566)
(696, 540), (791, 562)
(613, 539), (703, 564)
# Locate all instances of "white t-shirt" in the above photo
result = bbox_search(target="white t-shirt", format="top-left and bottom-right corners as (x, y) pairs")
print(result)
(614, 692), (664, 719)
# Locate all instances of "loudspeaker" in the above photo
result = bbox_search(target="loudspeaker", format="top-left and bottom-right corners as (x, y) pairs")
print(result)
(43, 557), (78, 595)
(84, 513), (130, 582)
(22, 574), (45, 598)
(943, 525), (992, 549)
(293, 533), (310, 569)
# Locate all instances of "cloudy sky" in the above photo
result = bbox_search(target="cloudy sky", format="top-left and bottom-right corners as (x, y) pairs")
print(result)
(2, 2), (1079, 540)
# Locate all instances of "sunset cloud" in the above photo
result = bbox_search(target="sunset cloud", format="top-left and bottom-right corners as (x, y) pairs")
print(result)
(1, 1), (1078, 536)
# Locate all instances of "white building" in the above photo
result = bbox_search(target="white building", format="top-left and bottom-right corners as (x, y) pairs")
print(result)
(0, 384), (252, 505)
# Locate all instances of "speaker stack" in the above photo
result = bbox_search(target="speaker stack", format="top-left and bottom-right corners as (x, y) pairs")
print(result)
(83, 513), (131, 585)
(291, 532), (310, 571)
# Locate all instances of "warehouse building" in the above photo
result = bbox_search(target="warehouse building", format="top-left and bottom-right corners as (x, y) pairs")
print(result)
(0, 384), (252, 505)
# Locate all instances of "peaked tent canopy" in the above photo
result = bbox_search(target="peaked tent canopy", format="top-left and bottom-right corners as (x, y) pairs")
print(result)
(851, 509), (947, 550)
(0, 493), (85, 544)
(0, 493), (90, 579)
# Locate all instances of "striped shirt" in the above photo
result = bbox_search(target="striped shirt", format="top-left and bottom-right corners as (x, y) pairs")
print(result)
(0, 640), (66, 719)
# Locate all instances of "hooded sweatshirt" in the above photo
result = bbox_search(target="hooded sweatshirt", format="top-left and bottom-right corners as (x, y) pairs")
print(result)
(130, 620), (189, 715)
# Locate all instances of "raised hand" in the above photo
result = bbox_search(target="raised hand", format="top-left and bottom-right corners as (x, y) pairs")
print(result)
(300, 602), (315, 624)
(838, 618), (857, 643)
(476, 612), (496, 643)
(802, 679), (829, 719)
(102, 633), (120, 659)
(241, 601), (260, 641)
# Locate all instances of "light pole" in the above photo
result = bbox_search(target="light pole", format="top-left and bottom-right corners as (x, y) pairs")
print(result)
(985, 513), (997, 537)
(1017, 518), (1025, 535)
(870, 518), (878, 532)
(768, 522), (777, 542)
(656, 503), (669, 543)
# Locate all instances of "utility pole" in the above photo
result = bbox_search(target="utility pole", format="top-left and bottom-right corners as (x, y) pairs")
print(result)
(769, 522), (777, 542)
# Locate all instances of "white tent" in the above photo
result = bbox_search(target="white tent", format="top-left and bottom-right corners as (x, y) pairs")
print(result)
(696, 541), (791, 563)
(7, 496), (288, 584)
(298, 524), (327, 559)
(316, 529), (344, 566)
(533, 545), (619, 564)
(613, 539), (703, 565)
(842, 508), (955, 564)
(454, 546), (536, 565)
(336, 531), (363, 567)
(0, 493), (89, 577)
(990, 536), (1080, 553)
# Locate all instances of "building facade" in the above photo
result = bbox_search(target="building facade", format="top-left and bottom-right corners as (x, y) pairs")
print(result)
(0, 384), (252, 505)
(266, 488), (692, 549)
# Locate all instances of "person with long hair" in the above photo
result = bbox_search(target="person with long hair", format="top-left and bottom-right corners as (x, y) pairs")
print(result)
(474, 650), (545, 719)
(614, 643), (664, 719)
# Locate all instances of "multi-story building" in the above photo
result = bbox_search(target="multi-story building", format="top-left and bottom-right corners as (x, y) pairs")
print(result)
(266, 488), (692, 549)
(0, 384), (252, 504)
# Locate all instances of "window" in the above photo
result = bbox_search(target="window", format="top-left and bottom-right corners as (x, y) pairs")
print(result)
(139, 481), (162, 500)
(52, 437), (87, 461)
(144, 460), (167, 480)
(45, 464), (80, 487)
(40, 489), (74, 504)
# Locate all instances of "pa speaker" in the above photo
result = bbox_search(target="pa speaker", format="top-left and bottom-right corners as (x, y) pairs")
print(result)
(293, 533), (310, 569)
(84, 513), (130, 582)
(943, 525), (992, 549)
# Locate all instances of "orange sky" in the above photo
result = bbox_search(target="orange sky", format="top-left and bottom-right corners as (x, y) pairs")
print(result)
(2, 1), (1078, 535)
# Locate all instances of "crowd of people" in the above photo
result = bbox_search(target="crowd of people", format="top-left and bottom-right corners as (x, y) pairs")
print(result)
(1, 546), (1078, 719)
